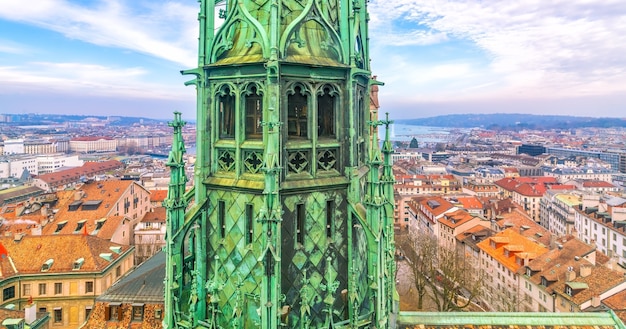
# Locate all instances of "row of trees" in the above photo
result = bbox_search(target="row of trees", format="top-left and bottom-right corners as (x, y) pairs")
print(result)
(396, 232), (484, 311)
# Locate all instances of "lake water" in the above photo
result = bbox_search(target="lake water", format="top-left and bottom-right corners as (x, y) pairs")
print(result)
(380, 124), (464, 143)
(184, 124), (460, 156)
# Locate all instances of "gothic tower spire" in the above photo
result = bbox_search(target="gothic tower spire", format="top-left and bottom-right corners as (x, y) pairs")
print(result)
(164, 1), (396, 328)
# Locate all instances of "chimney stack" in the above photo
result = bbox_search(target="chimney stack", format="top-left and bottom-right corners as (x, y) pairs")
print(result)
(580, 265), (592, 278)
(565, 266), (576, 281)
(25, 303), (37, 324)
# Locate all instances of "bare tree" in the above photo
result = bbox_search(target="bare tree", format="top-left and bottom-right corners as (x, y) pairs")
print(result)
(426, 244), (484, 312)
(396, 231), (438, 310)
(398, 231), (484, 312)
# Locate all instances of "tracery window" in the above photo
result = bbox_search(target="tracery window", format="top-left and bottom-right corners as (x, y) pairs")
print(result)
(218, 86), (235, 138)
(245, 85), (263, 138)
(317, 86), (336, 137)
(288, 86), (308, 138)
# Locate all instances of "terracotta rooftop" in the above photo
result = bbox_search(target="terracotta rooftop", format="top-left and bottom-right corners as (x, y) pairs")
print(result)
(454, 196), (483, 210)
(582, 180), (616, 188)
(149, 189), (168, 203)
(554, 265), (626, 306)
(492, 209), (552, 247)
(495, 177), (560, 196)
(477, 228), (549, 273)
(438, 209), (474, 229)
(417, 196), (456, 217)
(35, 160), (123, 186)
(48, 180), (136, 226)
(523, 237), (596, 295)
(0, 235), (130, 277)
(604, 289), (626, 324)
(141, 207), (166, 223)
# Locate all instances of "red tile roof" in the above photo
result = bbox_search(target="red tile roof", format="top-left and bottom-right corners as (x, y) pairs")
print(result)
(477, 229), (548, 273)
(582, 180), (615, 188)
(150, 190), (168, 203)
(141, 207), (166, 223)
(0, 235), (130, 277)
(35, 160), (123, 186)
(439, 209), (474, 229)
(455, 196), (484, 210)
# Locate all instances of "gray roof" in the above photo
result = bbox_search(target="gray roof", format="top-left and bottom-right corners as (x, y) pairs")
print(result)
(605, 196), (626, 207)
(96, 251), (165, 303)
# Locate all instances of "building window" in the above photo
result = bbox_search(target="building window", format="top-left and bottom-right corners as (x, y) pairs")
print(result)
(326, 200), (334, 239)
(295, 203), (305, 246)
(154, 309), (162, 319)
(132, 305), (144, 321)
(116, 266), (122, 278)
(85, 307), (92, 319)
(54, 282), (62, 295)
(565, 285), (572, 296)
(287, 85), (308, 138)
(2, 286), (15, 301)
(218, 200), (226, 238)
(245, 204), (254, 244)
(54, 309), (62, 323)
(245, 86), (263, 138)
(317, 86), (336, 137)
(39, 283), (47, 295)
(23, 284), (31, 297)
(218, 87), (235, 138)
(85, 281), (94, 293)
(107, 305), (121, 321)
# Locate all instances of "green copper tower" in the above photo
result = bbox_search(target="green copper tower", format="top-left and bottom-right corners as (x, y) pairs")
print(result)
(163, 0), (397, 328)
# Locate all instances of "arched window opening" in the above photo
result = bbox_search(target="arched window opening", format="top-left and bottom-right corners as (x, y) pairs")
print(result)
(317, 87), (335, 138)
(245, 86), (263, 139)
(288, 86), (308, 138)
(218, 87), (235, 138)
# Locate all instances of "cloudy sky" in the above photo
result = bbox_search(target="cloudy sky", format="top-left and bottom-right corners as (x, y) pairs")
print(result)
(1, 0), (625, 120)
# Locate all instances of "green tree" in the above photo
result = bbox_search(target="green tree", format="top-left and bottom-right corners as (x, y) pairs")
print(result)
(409, 137), (419, 148)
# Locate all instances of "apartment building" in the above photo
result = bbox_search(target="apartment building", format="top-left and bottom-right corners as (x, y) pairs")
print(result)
(134, 207), (166, 264)
(82, 252), (164, 329)
(539, 191), (581, 236)
(519, 237), (596, 312)
(437, 209), (488, 250)
(0, 235), (134, 329)
(477, 229), (549, 311)
(406, 196), (457, 237)
(69, 137), (117, 153)
(574, 195), (626, 267)
(41, 180), (152, 246)
(494, 177), (570, 222)
(31, 160), (123, 191)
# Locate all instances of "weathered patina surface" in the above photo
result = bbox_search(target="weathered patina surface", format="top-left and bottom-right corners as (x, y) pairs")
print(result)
(164, 1), (396, 328)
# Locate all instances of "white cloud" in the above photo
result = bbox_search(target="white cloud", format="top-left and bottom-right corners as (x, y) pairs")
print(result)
(0, 39), (30, 54)
(369, 0), (626, 104)
(0, 62), (191, 100)
(0, 0), (199, 67)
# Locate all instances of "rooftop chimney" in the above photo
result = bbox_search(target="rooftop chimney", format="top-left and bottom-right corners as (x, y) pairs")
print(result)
(565, 267), (576, 281)
(25, 303), (37, 325)
(580, 264), (592, 278)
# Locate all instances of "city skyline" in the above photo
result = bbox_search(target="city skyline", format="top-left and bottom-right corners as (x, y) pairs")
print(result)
(1, 0), (626, 120)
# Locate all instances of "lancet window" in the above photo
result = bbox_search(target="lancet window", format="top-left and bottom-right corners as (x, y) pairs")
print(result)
(218, 85), (235, 139)
(245, 85), (263, 139)
(287, 85), (309, 138)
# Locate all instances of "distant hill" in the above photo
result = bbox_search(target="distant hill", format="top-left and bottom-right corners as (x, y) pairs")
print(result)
(397, 113), (626, 130)
(0, 113), (168, 126)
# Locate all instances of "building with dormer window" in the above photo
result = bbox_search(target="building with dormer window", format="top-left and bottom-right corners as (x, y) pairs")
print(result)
(0, 235), (133, 329)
